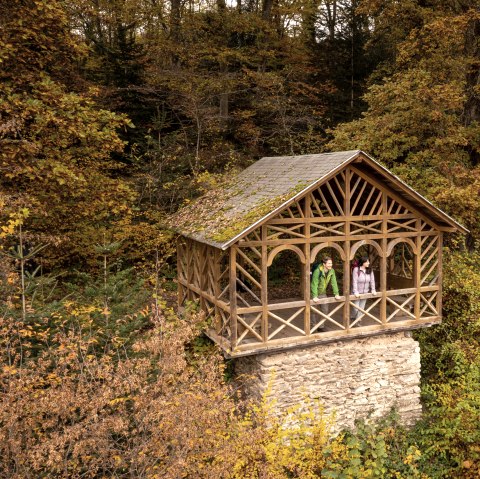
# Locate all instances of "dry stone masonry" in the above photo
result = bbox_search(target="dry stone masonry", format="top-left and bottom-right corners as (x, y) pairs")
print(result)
(235, 332), (422, 431)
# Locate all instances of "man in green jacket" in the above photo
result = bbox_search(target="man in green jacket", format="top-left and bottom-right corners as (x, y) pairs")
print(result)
(311, 256), (341, 330)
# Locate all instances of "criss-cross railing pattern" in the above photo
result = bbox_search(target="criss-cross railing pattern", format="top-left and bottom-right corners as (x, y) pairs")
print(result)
(216, 308), (231, 338)
(311, 298), (345, 332)
(386, 292), (416, 322)
(419, 291), (438, 318)
(349, 293), (383, 327)
(237, 312), (263, 344)
(268, 306), (306, 340)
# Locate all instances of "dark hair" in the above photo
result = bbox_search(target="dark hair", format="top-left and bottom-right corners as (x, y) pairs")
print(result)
(322, 256), (332, 264)
(359, 256), (372, 274)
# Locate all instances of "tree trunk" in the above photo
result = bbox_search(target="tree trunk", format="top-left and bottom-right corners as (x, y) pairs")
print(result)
(262, 0), (273, 20)
(170, 0), (181, 39)
(325, 0), (337, 41)
(463, 17), (480, 127)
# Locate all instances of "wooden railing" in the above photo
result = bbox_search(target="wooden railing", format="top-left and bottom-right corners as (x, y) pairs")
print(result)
(220, 286), (440, 356)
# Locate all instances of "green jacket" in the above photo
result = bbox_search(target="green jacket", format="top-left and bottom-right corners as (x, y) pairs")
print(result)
(311, 265), (339, 297)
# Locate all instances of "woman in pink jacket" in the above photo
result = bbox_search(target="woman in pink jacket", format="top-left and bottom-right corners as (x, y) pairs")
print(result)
(351, 256), (376, 325)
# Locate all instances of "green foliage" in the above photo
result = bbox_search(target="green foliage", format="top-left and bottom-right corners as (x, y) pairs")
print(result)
(408, 249), (480, 478)
(63, 268), (151, 347)
(415, 250), (480, 382)
(0, 0), (144, 269)
(3, 1), (480, 478)
(321, 413), (426, 479)
(414, 362), (480, 478)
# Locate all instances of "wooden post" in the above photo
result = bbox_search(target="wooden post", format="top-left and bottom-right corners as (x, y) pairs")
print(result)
(229, 246), (238, 349)
(304, 194), (311, 335)
(213, 247), (222, 333)
(344, 168), (351, 329)
(177, 237), (184, 310)
(381, 193), (387, 324)
(198, 243), (206, 312)
(414, 221), (422, 319)
(436, 232), (443, 318)
(185, 239), (192, 302)
(261, 225), (268, 342)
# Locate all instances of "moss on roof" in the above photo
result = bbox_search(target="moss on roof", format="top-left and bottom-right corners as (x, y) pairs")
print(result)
(209, 180), (310, 243)
(170, 173), (311, 247)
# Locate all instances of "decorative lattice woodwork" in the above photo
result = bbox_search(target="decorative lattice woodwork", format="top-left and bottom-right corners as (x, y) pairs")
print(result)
(177, 158), (461, 357)
(420, 236), (440, 286)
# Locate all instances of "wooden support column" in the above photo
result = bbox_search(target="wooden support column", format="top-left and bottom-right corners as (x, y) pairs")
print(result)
(198, 243), (206, 312)
(414, 221), (422, 319)
(436, 232), (443, 317)
(229, 246), (238, 349)
(380, 193), (387, 324)
(213, 247), (222, 333)
(261, 225), (268, 343)
(177, 237), (184, 309)
(343, 168), (351, 329)
(304, 194), (311, 335)
(185, 239), (193, 301)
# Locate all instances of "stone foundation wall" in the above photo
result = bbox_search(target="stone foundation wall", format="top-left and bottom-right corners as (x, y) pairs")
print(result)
(234, 332), (422, 431)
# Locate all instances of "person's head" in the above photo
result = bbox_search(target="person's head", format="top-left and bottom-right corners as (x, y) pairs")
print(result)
(359, 256), (370, 268)
(322, 256), (333, 270)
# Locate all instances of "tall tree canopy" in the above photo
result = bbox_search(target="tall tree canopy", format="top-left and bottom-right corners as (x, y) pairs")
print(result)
(330, 2), (480, 242)
(0, 0), (135, 267)
(60, 0), (380, 212)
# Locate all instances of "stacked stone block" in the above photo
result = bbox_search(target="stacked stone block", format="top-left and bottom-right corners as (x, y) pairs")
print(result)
(235, 332), (422, 431)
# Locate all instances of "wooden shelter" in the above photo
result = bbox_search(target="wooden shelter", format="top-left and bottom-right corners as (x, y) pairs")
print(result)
(173, 150), (467, 357)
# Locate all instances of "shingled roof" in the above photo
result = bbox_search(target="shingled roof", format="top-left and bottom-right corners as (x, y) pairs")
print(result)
(172, 150), (467, 249)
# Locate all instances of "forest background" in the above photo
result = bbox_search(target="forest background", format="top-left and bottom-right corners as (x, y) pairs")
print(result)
(1, 0), (480, 477)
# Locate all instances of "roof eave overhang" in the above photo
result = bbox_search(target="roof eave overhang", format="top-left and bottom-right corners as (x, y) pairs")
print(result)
(359, 152), (469, 235)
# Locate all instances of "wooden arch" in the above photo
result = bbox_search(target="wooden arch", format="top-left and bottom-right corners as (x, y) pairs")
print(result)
(267, 244), (306, 267)
(386, 237), (417, 256)
(310, 242), (346, 263)
(350, 240), (384, 260)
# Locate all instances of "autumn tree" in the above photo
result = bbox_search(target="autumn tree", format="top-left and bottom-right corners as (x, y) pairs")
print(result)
(330, 4), (480, 243)
(64, 0), (380, 213)
(0, 0), (137, 268)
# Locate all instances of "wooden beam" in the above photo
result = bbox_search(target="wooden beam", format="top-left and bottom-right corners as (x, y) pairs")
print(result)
(437, 232), (443, 319)
(305, 195), (312, 335)
(238, 230), (439, 248)
(177, 237), (184, 310)
(224, 320), (441, 357)
(261, 225), (268, 343)
(178, 279), (230, 311)
(360, 157), (466, 233)
(381, 191), (387, 324)
(344, 167), (351, 329)
(266, 213), (418, 225)
(229, 246), (238, 348)
(350, 165), (442, 231)
(414, 223), (422, 319)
